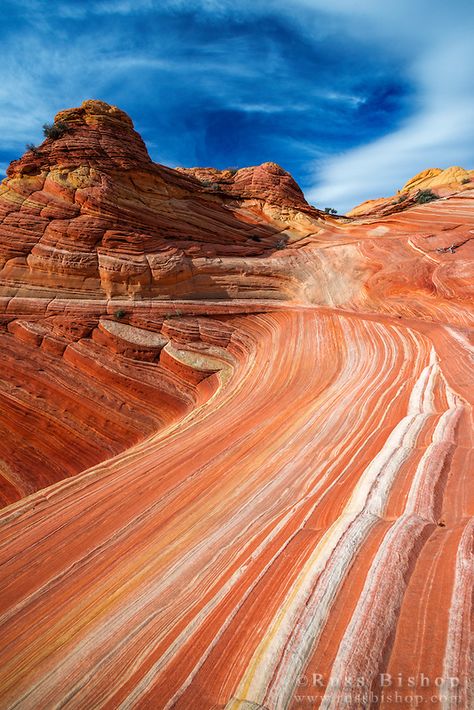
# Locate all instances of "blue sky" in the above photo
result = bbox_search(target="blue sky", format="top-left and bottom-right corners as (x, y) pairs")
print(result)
(1, 0), (473, 212)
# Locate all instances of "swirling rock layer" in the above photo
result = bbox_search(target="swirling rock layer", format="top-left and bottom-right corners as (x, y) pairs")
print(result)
(0, 102), (472, 709)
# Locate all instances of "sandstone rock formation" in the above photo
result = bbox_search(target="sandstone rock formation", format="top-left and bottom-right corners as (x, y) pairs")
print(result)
(401, 166), (474, 192)
(348, 165), (473, 218)
(0, 101), (472, 709)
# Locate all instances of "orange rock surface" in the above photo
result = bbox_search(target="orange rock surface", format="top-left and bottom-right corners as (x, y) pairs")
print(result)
(401, 166), (474, 192)
(0, 101), (472, 708)
(348, 165), (473, 218)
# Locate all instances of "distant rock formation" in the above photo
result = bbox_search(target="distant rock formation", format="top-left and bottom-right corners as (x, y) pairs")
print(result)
(401, 165), (474, 192)
(0, 101), (472, 709)
(348, 164), (473, 217)
(177, 161), (310, 207)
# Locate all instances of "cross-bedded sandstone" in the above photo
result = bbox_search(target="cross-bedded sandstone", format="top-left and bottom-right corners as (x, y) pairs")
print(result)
(0, 101), (472, 709)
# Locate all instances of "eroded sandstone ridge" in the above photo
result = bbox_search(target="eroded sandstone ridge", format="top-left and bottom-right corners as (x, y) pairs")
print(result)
(0, 101), (472, 709)
(347, 165), (473, 218)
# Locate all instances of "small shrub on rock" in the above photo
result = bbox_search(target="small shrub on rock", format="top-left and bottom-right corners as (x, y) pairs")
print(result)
(42, 121), (69, 140)
(461, 177), (471, 184)
(414, 189), (439, 204)
(25, 143), (40, 155)
(324, 207), (338, 215)
(115, 309), (126, 319)
(200, 178), (223, 191)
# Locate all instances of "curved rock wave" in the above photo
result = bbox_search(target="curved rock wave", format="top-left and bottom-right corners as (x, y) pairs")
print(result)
(0, 102), (472, 709)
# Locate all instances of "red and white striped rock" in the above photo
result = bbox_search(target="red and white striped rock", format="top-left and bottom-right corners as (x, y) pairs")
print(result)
(0, 102), (472, 709)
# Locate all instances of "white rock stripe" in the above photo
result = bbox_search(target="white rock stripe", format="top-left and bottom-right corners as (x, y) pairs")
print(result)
(441, 519), (474, 710)
(319, 514), (430, 710)
(225, 347), (441, 709)
(404, 403), (462, 519)
(319, 363), (463, 708)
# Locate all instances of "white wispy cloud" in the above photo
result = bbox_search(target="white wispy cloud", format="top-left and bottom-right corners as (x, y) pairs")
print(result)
(231, 103), (302, 114)
(0, 28), (174, 154)
(304, 1), (474, 211)
(0, 0), (472, 211)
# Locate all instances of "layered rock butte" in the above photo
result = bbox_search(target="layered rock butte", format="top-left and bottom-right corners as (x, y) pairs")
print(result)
(0, 100), (472, 709)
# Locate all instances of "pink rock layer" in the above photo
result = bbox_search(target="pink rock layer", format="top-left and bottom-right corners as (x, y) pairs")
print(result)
(0, 101), (472, 709)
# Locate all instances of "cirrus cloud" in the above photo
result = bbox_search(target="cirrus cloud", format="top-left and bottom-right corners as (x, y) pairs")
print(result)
(0, 0), (472, 213)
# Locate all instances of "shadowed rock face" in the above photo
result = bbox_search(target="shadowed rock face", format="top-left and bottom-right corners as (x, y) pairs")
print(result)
(0, 101), (473, 709)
